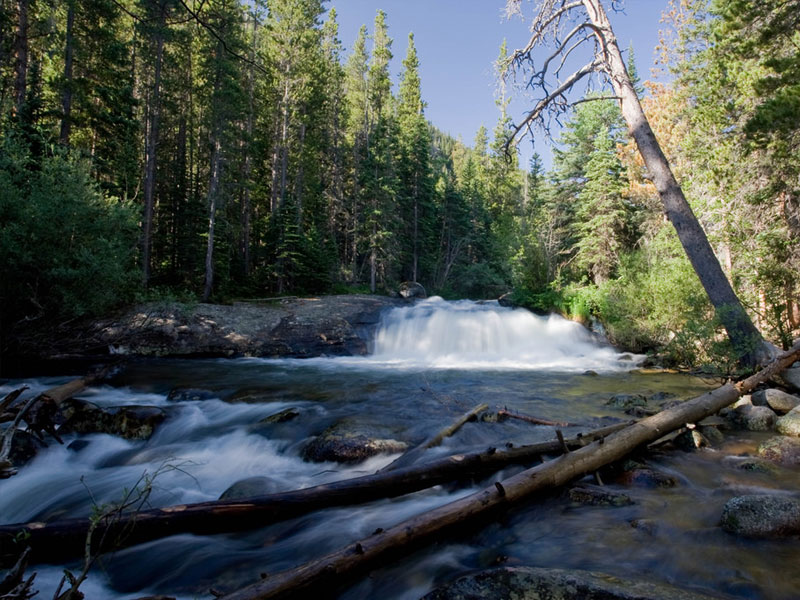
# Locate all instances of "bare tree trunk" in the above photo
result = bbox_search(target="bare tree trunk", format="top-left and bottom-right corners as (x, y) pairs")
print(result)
(59, 0), (75, 145)
(203, 135), (222, 302)
(581, 0), (765, 365)
(141, 8), (166, 288)
(240, 15), (256, 278)
(13, 0), (28, 116)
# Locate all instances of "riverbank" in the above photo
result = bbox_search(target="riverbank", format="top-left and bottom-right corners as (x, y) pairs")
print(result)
(2, 295), (405, 375)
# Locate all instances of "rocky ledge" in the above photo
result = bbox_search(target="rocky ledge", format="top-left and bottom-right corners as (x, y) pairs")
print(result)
(23, 295), (405, 361)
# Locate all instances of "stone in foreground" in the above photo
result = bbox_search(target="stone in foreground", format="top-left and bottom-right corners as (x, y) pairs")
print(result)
(421, 566), (720, 600)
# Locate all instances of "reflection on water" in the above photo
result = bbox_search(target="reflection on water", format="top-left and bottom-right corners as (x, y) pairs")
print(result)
(1, 300), (798, 599)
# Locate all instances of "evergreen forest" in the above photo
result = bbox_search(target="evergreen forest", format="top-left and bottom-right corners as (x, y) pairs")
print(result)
(1, 0), (799, 369)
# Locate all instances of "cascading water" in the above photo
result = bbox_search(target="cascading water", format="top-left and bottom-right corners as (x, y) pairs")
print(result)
(368, 296), (632, 370)
(1, 299), (798, 600)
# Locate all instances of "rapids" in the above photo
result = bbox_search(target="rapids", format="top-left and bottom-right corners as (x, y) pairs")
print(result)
(1, 298), (799, 599)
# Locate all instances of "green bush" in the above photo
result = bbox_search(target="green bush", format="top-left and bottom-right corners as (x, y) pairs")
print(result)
(0, 140), (139, 332)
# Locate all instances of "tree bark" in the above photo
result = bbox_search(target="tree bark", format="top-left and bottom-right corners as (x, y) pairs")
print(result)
(216, 342), (800, 600)
(141, 3), (167, 288)
(0, 422), (627, 566)
(13, 0), (28, 116)
(581, 0), (765, 366)
(59, 0), (75, 146)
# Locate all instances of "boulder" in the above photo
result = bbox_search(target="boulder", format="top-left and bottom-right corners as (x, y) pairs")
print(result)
(497, 293), (516, 308)
(778, 365), (800, 393)
(757, 436), (800, 466)
(720, 494), (800, 537)
(260, 407), (301, 424)
(776, 405), (800, 437)
(397, 281), (427, 300)
(6, 430), (45, 467)
(219, 476), (277, 500)
(726, 404), (776, 431)
(721, 456), (781, 475)
(421, 566), (720, 600)
(59, 398), (166, 440)
(302, 420), (408, 463)
(751, 389), (800, 414)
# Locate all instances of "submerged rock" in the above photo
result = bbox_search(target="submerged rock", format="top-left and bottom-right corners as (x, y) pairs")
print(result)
(7, 429), (45, 467)
(752, 389), (800, 414)
(166, 388), (218, 402)
(60, 398), (166, 440)
(219, 476), (277, 500)
(616, 467), (677, 488)
(568, 485), (634, 507)
(605, 394), (648, 409)
(720, 494), (800, 537)
(757, 436), (800, 466)
(421, 566), (719, 600)
(260, 407), (301, 424)
(302, 420), (408, 463)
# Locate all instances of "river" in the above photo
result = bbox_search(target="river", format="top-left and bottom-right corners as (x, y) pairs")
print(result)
(1, 298), (798, 599)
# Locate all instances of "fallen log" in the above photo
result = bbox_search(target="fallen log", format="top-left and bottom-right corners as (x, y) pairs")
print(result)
(497, 408), (570, 427)
(0, 421), (627, 566)
(380, 403), (489, 472)
(217, 342), (800, 600)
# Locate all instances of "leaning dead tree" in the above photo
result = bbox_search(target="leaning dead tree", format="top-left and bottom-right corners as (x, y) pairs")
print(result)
(503, 0), (768, 366)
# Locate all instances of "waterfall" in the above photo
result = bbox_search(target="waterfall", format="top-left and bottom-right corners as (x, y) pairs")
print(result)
(368, 296), (636, 371)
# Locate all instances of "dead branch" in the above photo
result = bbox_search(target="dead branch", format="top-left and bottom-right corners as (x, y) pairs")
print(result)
(379, 403), (489, 472)
(215, 342), (800, 600)
(497, 409), (570, 427)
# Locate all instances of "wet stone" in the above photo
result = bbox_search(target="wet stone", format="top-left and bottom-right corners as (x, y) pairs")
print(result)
(166, 388), (218, 402)
(616, 467), (677, 488)
(757, 436), (800, 466)
(302, 420), (408, 463)
(260, 407), (301, 424)
(219, 476), (277, 500)
(720, 494), (800, 537)
(7, 430), (45, 466)
(727, 404), (776, 432)
(59, 398), (166, 440)
(421, 566), (720, 600)
(605, 394), (647, 409)
(568, 485), (634, 507)
(775, 406), (800, 437)
(722, 456), (782, 475)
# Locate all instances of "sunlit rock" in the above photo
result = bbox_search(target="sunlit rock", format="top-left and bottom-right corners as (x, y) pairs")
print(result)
(720, 494), (800, 537)
(752, 388), (800, 414)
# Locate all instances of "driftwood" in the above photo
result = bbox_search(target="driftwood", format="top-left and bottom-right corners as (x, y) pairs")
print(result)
(380, 403), (489, 472)
(0, 547), (36, 600)
(497, 408), (570, 427)
(217, 342), (800, 600)
(0, 421), (627, 566)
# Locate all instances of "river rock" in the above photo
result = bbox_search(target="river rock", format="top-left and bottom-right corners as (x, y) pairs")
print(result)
(751, 389), (800, 414)
(568, 485), (634, 507)
(605, 394), (647, 409)
(757, 436), (800, 466)
(726, 404), (776, 431)
(59, 398), (166, 440)
(302, 420), (408, 463)
(219, 476), (277, 500)
(720, 494), (800, 537)
(166, 388), (218, 402)
(616, 467), (677, 488)
(776, 405), (800, 437)
(421, 566), (720, 600)
(6, 429), (45, 466)
(260, 407), (301, 424)
(398, 281), (427, 299)
(778, 365), (800, 392)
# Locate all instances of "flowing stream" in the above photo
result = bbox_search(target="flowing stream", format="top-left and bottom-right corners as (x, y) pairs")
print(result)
(1, 298), (799, 599)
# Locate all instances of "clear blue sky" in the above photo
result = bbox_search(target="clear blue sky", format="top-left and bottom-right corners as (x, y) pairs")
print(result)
(328, 0), (666, 170)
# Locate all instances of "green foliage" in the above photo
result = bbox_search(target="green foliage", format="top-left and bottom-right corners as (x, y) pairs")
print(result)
(0, 137), (138, 331)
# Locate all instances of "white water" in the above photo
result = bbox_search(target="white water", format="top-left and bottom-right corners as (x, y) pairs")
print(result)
(366, 297), (635, 371)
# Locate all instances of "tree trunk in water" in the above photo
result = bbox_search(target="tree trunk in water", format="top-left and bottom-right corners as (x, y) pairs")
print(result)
(59, 0), (75, 145)
(141, 13), (166, 288)
(0, 422), (627, 566)
(13, 0), (28, 116)
(217, 342), (800, 600)
(582, 0), (765, 366)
